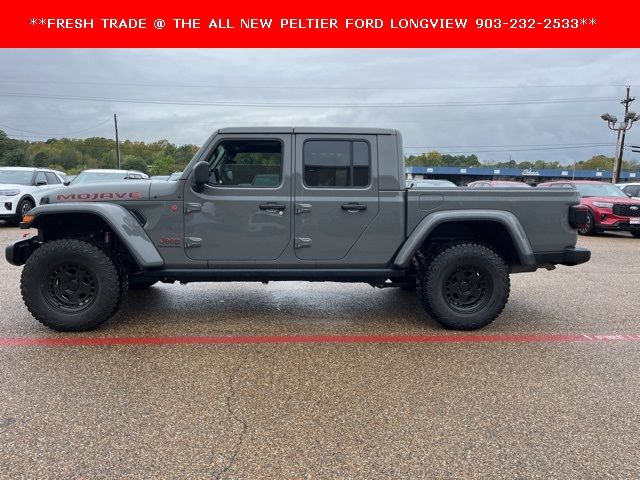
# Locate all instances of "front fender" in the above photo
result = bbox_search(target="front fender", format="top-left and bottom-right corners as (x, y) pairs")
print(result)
(393, 210), (535, 268)
(20, 203), (164, 269)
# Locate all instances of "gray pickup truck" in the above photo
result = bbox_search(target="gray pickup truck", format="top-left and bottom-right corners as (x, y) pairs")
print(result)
(6, 127), (590, 332)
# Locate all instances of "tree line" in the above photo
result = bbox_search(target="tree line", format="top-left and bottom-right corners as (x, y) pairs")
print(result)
(406, 151), (640, 171)
(1, 130), (639, 174)
(0, 131), (199, 175)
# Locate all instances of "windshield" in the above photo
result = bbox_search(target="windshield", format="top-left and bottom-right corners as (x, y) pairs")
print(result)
(0, 170), (33, 185)
(72, 172), (129, 185)
(574, 183), (628, 198)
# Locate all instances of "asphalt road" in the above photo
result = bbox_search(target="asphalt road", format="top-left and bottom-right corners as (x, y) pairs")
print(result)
(1, 224), (639, 479)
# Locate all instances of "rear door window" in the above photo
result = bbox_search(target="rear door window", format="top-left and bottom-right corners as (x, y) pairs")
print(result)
(303, 140), (370, 188)
(45, 172), (61, 184)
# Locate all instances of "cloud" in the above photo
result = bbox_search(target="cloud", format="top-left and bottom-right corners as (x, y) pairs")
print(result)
(0, 48), (639, 165)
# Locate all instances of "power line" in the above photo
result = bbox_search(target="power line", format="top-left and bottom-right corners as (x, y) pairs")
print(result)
(0, 78), (632, 91)
(0, 92), (618, 108)
(0, 118), (112, 137)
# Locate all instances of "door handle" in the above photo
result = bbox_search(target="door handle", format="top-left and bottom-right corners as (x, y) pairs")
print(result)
(259, 203), (286, 212)
(341, 203), (367, 212)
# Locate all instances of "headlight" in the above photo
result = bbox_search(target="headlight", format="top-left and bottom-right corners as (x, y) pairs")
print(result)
(0, 189), (20, 196)
(592, 202), (613, 208)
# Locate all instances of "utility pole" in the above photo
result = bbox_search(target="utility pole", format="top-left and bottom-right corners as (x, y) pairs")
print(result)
(114, 114), (121, 170)
(601, 86), (639, 184)
(615, 86), (634, 183)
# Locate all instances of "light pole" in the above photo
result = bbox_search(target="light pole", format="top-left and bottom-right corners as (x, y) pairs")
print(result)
(601, 110), (640, 183)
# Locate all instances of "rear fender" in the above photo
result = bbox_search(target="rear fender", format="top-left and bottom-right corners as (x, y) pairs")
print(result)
(393, 210), (535, 268)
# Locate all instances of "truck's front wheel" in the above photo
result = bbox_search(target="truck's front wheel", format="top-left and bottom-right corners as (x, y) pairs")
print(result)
(20, 239), (123, 331)
(418, 243), (510, 330)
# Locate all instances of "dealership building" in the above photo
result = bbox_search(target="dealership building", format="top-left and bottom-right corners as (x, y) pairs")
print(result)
(405, 166), (639, 185)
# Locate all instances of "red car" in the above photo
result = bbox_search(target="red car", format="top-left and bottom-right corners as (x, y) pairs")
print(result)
(467, 180), (532, 188)
(538, 180), (640, 237)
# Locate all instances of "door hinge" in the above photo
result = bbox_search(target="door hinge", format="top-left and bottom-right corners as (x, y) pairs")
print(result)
(185, 202), (202, 213)
(295, 203), (312, 214)
(185, 237), (203, 248)
(295, 237), (312, 249)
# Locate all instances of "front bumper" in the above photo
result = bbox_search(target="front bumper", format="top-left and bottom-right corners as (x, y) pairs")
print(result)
(597, 220), (640, 232)
(593, 209), (640, 231)
(0, 196), (17, 216)
(534, 246), (591, 267)
(5, 236), (40, 266)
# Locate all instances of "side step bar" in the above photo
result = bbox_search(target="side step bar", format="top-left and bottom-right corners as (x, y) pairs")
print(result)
(143, 268), (405, 284)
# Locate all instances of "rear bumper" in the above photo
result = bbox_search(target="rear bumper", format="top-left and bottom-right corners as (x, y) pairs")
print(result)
(534, 246), (591, 267)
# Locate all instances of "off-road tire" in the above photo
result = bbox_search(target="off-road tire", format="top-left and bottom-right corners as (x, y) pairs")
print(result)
(578, 211), (595, 236)
(129, 280), (157, 290)
(418, 242), (510, 330)
(20, 239), (122, 331)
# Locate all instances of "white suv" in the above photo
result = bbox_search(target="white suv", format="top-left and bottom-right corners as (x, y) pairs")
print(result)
(0, 167), (69, 224)
(617, 182), (640, 199)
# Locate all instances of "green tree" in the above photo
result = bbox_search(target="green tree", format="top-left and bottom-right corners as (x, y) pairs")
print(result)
(121, 156), (149, 174)
(150, 156), (177, 175)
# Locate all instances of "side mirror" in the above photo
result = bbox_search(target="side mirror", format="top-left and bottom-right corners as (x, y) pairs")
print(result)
(63, 181), (70, 186)
(192, 161), (210, 191)
(36, 180), (47, 186)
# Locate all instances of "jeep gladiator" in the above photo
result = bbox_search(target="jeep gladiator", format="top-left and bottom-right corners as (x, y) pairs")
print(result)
(6, 127), (591, 331)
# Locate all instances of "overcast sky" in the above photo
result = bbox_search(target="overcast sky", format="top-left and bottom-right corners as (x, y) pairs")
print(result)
(0, 48), (639, 165)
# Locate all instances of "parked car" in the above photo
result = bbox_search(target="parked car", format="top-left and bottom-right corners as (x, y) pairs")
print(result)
(616, 182), (640, 199)
(467, 180), (532, 188)
(0, 167), (68, 224)
(150, 172), (183, 182)
(7, 127), (590, 332)
(72, 169), (149, 185)
(538, 180), (640, 237)
(407, 179), (457, 188)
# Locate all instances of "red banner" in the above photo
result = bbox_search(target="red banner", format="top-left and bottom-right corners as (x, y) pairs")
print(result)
(0, 0), (634, 47)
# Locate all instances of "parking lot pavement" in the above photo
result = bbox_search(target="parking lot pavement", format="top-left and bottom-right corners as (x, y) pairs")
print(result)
(1, 224), (639, 478)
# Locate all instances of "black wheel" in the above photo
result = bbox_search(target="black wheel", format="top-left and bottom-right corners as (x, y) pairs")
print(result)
(129, 280), (157, 290)
(632, 231), (640, 238)
(418, 243), (510, 330)
(578, 211), (595, 236)
(20, 239), (123, 331)
(16, 198), (35, 221)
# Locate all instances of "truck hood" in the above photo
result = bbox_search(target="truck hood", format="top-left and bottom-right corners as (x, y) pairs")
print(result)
(0, 183), (27, 192)
(49, 181), (152, 203)
(582, 196), (638, 204)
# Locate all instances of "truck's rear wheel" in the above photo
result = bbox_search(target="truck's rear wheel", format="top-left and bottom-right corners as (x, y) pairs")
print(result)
(20, 239), (123, 331)
(418, 243), (510, 330)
